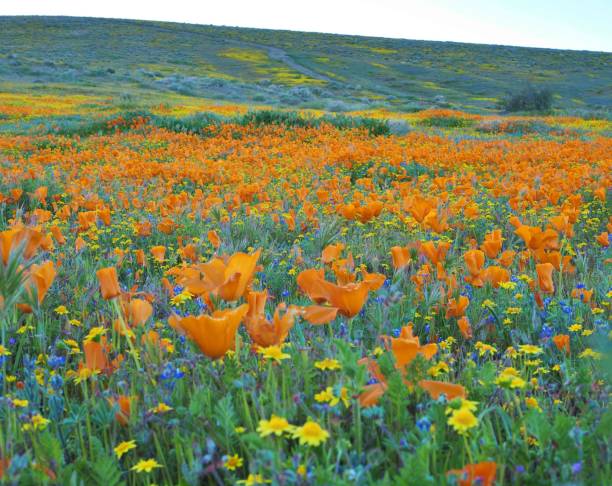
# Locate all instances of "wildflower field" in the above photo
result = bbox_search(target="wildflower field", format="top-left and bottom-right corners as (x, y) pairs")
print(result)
(0, 94), (610, 485)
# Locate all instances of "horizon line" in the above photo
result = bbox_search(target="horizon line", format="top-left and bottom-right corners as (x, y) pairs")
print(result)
(3, 14), (611, 54)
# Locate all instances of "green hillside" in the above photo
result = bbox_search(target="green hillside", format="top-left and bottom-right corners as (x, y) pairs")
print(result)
(0, 16), (610, 112)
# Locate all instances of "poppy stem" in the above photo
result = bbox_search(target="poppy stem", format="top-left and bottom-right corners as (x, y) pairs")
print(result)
(463, 434), (474, 466)
(111, 298), (141, 370)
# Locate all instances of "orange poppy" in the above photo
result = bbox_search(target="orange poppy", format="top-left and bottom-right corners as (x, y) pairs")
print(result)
(29, 260), (57, 304)
(98, 208), (111, 226)
(84, 339), (109, 372)
(300, 305), (339, 325)
(497, 250), (515, 267)
(446, 296), (469, 318)
(422, 209), (449, 233)
(169, 249), (261, 302)
(419, 380), (467, 400)
(158, 218), (176, 234)
(322, 243), (345, 264)
(447, 462), (497, 486)
(49, 225), (66, 245)
(405, 195), (436, 223)
(0, 226), (43, 264)
(571, 287), (593, 303)
(549, 214), (574, 238)
(596, 232), (609, 247)
(171, 304), (249, 359)
(179, 243), (198, 262)
(552, 334), (570, 354)
(331, 254), (356, 285)
(208, 230), (221, 248)
(515, 225), (558, 251)
(77, 211), (98, 232)
(150, 245), (166, 262)
(244, 291), (297, 347)
(480, 266), (510, 288)
(135, 221), (152, 237)
(109, 395), (133, 426)
(390, 246), (411, 270)
(457, 316), (473, 339)
(420, 240), (450, 266)
(96, 267), (121, 300)
(536, 263), (555, 294)
(297, 267), (383, 318)
(32, 186), (48, 204)
(126, 298), (153, 326)
(135, 249), (146, 266)
(480, 229), (503, 259)
(319, 280), (371, 318)
(75, 236), (87, 252)
(464, 250), (485, 280)
(217, 250), (261, 301)
(386, 324), (437, 369)
(359, 382), (387, 408)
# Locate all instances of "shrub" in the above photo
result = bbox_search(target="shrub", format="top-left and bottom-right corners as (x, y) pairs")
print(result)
(153, 112), (222, 135)
(499, 86), (553, 112)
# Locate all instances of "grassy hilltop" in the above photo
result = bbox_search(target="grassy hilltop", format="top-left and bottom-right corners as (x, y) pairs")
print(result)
(0, 16), (610, 113)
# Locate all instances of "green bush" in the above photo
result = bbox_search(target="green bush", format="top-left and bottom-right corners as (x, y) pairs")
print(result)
(499, 86), (553, 112)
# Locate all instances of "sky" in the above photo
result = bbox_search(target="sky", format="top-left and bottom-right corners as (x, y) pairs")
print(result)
(2, 0), (611, 52)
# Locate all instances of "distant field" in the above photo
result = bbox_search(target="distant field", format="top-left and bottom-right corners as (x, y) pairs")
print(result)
(0, 16), (610, 113)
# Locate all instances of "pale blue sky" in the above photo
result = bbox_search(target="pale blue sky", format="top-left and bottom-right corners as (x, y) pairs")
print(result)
(2, 0), (611, 52)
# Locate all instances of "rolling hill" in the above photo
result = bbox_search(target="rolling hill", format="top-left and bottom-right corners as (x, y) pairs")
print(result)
(0, 16), (610, 113)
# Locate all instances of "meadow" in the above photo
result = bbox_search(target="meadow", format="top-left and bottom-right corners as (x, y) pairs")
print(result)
(0, 16), (611, 486)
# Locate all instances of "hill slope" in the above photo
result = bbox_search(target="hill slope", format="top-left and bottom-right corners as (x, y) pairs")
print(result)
(0, 16), (610, 112)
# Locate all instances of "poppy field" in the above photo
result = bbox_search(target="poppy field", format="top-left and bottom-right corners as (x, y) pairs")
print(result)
(0, 97), (611, 485)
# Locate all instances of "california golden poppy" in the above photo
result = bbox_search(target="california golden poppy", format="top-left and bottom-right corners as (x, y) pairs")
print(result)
(109, 395), (133, 426)
(318, 280), (371, 318)
(126, 298), (153, 326)
(480, 266), (510, 288)
(457, 316), (473, 339)
(552, 334), (570, 354)
(244, 291), (297, 347)
(480, 229), (503, 259)
(29, 260), (56, 305)
(84, 339), (109, 372)
(300, 305), (339, 325)
(359, 382), (387, 408)
(171, 304), (248, 359)
(536, 262), (555, 294)
(390, 246), (411, 270)
(571, 287), (593, 303)
(208, 230), (221, 248)
(446, 296), (469, 319)
(386, 324), (437, 369)
(150, 245), (166, 263)
(96, 267), (121, 300)
(0, 226), (43, 264)
(596, 232), (609, 247)
(419, 380), (467, 400)
(464, 250), (485, 282)
(447, 462), (497, 486)
(169, 249), (261, 302)
(217, 250), (261, 301)
(322, 243), (345, 264)
(297, 266), (384, 318)
(420, 240), (450, 265)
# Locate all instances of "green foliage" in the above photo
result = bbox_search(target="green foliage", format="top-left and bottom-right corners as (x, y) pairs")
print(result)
(71, 455), (124, 486)
(499, 86), (553, 112)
